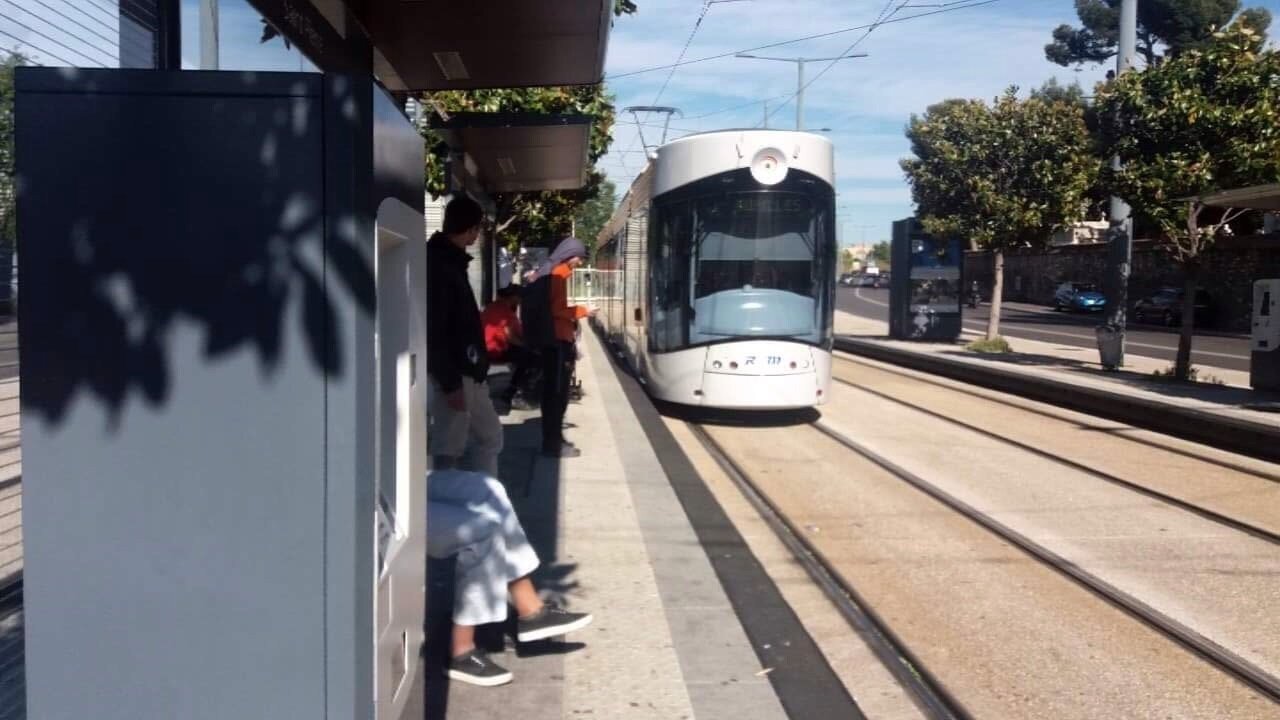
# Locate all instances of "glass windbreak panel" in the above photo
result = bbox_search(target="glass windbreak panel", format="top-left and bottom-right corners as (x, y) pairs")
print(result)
(649, 174), (835, 352)
(180, 0), (318, 71)
(1, 0), (166, 68)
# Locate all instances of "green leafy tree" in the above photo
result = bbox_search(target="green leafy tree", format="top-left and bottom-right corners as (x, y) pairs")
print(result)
(417, 3), (636, 251)
(572, 178), (617, 254)
(1031, 77), (1088, 106)
(1046, 0), (1270, 67)
(902, 90), (1099, 340)
(1098, 23), (1280, 379)
(1033, 78), (1112, 220)
(867, 241), (891, 268)
(422, 84), (619, 250)
(0, 50), (27, 253)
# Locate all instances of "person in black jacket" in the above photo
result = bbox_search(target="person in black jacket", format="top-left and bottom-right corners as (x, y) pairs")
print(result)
(427, 196), (502, 478)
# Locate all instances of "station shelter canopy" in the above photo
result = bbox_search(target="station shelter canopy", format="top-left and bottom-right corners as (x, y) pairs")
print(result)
(366, 1), (613, 92)
(432, 113), (594, 196)
(252, 1), (611, 198)
(1196, 184), (1280, 211)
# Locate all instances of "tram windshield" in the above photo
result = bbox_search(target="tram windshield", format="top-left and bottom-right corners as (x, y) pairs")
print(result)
(649, 178), (835, 352)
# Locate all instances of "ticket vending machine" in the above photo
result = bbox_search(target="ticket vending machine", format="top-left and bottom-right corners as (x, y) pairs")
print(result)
(1252, 279), (1280, 391)
(889, 218), (964, 341)
(17, 68), (426, 720)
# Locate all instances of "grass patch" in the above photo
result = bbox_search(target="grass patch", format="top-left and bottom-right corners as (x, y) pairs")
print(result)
(966, 336), (1013, 354)
(1150, 365), (1225, 385)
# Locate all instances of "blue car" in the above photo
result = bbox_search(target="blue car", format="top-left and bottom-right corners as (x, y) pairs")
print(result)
(1053, 281), (1107, 312)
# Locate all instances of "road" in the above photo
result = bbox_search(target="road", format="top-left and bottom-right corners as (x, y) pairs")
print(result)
(838, 285), (1252, 372)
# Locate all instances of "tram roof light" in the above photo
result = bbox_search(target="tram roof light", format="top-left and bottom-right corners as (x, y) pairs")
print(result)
(750, 147), (789, 185)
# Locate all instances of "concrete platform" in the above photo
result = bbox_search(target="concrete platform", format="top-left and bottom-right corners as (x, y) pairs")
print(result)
(415, 330), (856, 719)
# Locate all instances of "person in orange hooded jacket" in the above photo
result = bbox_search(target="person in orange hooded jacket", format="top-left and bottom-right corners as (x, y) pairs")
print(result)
(528, 236), (593, 457)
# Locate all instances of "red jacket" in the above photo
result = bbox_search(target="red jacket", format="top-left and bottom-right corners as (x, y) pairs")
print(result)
(481, 302), (522, 359)
(550, 264), (588, 343)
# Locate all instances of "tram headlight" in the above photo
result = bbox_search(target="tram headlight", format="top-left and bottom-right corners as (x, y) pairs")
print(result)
(750, 147), (789, 185)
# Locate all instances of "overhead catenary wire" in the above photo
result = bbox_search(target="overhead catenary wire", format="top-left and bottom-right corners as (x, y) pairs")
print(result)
(617, 0), (722, 174)
(685, 93), (792, 121)
(608, 0), (1003, 80)
(605, 1), (1000, 190)
(758, 0), (908, 127)
(651, 0), (713, 107)
(617, 119), (703, 135)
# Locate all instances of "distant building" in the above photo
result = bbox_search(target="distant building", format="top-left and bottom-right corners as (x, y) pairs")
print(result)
(1051, 220), (1110, 246)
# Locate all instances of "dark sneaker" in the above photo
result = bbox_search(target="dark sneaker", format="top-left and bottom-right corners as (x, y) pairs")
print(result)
(517, 606), (593, 643)
(447, 649), (513, 687)
(541, 445), (581, 458)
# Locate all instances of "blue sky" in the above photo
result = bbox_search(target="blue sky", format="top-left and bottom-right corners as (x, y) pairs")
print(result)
(599, 0), (1280, 248)
(6, 0), (1278, 246)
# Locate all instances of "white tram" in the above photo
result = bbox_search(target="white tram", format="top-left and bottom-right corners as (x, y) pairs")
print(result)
(595, 130), (836, 409)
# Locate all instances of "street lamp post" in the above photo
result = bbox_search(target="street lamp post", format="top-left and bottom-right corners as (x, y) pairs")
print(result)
(200, 0), (219, 70)
(735, 53), (868, 130)
(1100, 0), (1138, 369)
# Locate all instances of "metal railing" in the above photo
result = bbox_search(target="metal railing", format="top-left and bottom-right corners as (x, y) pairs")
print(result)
(568, 268), (622, 306)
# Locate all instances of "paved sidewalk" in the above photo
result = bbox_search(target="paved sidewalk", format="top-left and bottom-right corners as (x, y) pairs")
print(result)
(0, 318), (21, 720)
(835, 310), (1280, 429)
(433, 331), (787, 719)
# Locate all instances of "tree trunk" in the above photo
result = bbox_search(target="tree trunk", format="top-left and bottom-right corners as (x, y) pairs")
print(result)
(1174, 263), (1198, 381)
(987, 249), (1004, 341)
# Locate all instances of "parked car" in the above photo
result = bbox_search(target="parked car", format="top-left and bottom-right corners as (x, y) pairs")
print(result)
(1053, 281), (1107, 312)
(839, 273), (856, 286)
(872, 272), (890, 289)
(1133, 287), (1213, 327)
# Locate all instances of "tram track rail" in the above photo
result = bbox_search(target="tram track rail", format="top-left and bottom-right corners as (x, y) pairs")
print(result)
(806, 418), (1280, 706)
(833, 336), (1280, 467)
(830, 350), (1280, 486)
(686, 421), (974, 720)
(829, 355), (1280, 547)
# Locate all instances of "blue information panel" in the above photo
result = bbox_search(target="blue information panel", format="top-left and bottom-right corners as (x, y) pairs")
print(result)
(890, 219), (964, 341)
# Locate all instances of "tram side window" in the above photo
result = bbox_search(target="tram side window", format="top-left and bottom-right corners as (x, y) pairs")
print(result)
(650, 200), (692, 352)
(813, 207), (835, 343)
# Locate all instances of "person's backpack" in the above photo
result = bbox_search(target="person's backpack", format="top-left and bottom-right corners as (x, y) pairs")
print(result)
(520, 274), (556, 350)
